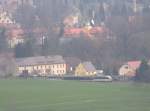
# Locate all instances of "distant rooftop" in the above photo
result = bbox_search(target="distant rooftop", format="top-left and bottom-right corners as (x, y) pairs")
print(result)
(82, 61), (96, 72)
(127, 61), (141, 70)
(16, 55), (65, 66)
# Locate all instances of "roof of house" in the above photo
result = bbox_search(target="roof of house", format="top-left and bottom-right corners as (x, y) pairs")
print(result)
(64, 26), (106, 37)
(16, 55), (66, 66)
(127, 61), (141, 70)
(82, 62), (96, 72)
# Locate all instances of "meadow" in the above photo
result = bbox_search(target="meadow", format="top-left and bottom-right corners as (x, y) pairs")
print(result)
(0, 80), (150, 111)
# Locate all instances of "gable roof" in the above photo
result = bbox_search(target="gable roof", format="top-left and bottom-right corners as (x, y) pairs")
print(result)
(127, 61), (141, 70)
(82, 62), (96, 72)
(16, 55), (65, 66)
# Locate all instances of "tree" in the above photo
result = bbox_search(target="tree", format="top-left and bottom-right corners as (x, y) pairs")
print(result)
(0, 27), (8, 53)
(14, 3), (36, 29)
(14, 43), (25, 58)
(135, 59), (150, 82)
(14, 39), (36, 58)
(0, 54), (16, 78)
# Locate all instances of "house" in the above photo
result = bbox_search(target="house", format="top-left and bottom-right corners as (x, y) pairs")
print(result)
(6, 26), (48, 48)
(0, 11), (14, 25)
(16, 55), (67, 76)
(64, 28), (83, 37)
(119, 61), (141, 77)
(75, 62), (97, 76)
(6, 27), (25, 48)
(64, 26), (106, 38)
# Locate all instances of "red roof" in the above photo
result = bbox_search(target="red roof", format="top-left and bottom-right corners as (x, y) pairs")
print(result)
(64, 26), (105, 37)
(64, 28), (83, 37)
(89, 27), (104, 34)
(127, 61), (141, 70)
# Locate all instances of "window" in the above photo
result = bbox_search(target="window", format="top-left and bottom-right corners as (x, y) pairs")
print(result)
(42, 65), (45, 69)
(57, 64), (59, 68)
(34, 66), (37, 70)
(38, 66), (41, 69)
(124, 66), (129, 69)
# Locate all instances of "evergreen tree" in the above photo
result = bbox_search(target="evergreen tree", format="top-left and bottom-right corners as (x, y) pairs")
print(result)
(0, 27), (8, 52)
(135, 59), (150, 82)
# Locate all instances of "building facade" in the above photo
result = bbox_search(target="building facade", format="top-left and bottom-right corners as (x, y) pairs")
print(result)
(0, 11), (14, 24)
(75, 62), (97, 76)
(16, 55), (67, 76)
(119, 61), (141, 77)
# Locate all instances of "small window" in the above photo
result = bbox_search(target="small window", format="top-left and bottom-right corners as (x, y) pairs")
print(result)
(34, 66), (37, 70)
(38, 66), (41, 69)
(42, 65), (45, 69)
(124, 66), (129, 69)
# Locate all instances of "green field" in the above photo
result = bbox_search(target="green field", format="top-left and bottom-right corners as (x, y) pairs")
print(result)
(0, 80), (150, 111)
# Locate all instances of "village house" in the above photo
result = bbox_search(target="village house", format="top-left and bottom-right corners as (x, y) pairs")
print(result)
(64, 26), (106, 38)
(75, 61), (97, 76)
(0, 11), (24, 48)
(16, 55), (67, 76)
(6, 27), (25, 48)
(0, 11), (14, 25)
(5, 26), (48, 48)
(119, 61), (141, 77)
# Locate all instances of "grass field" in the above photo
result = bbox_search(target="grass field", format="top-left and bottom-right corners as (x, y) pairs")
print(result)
(0, 80), (150, 111)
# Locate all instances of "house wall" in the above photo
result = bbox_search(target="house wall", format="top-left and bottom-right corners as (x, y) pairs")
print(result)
(86, 71), (97, 76)
(17, 63), (67, 76)
(119, 65), (136, 77)
(75, 63), (96, 76)
(75, 64), (86, 76)
(8, 38), (24, 48)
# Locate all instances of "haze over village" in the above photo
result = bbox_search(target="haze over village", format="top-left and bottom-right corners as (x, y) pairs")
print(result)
(1, 1), (150, 111)
(0, 0), (150, 81)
